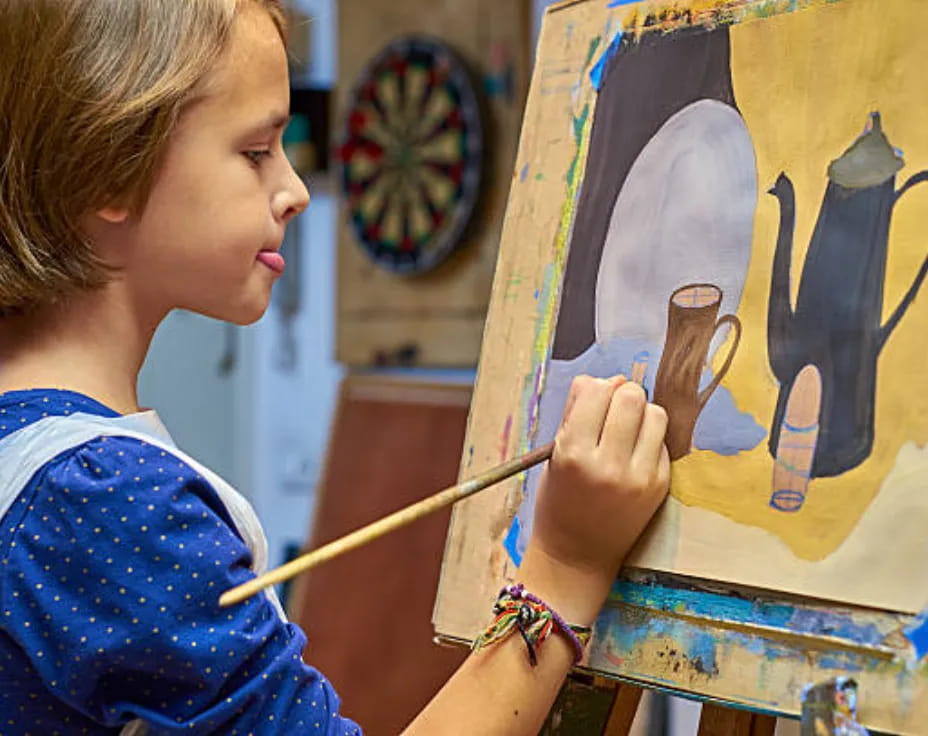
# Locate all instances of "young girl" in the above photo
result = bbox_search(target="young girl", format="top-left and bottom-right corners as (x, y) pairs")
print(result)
(0, 1), (671, 733)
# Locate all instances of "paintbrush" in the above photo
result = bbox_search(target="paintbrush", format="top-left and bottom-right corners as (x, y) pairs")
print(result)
(218, 440), (555, 607)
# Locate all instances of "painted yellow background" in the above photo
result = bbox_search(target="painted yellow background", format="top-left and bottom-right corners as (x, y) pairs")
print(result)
(665, 0), (928, 560)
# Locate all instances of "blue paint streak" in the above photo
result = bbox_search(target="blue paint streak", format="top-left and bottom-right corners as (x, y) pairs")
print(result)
(503, 516), (523, 567)
(785, 608), (885, 647)
(689, 631), (719, 675)
(520, 163), (529, 182)
(816, 654), (864, 673)
(589, 29), (624, 91)
(607, 0), (638, 5)
(609, 578), (887, 647)
(904, 612), (928, 660)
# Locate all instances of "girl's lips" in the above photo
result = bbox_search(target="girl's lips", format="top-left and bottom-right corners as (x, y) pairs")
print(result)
(256, 250), (285, 274)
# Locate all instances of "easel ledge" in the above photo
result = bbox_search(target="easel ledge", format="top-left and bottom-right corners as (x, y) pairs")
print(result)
(436, 569), (916, 731)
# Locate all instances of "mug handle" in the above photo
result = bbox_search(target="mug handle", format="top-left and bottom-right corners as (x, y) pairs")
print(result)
(696, 314), (742, 410)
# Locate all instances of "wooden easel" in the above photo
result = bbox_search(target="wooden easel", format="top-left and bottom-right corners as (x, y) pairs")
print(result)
(432, 1), (928, 734)
(540, 678), (777, 735)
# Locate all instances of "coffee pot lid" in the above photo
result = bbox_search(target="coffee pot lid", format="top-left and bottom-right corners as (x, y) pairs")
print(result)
(827, 112), (904, 189)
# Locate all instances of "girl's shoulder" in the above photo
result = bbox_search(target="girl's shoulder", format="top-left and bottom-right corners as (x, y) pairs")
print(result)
(0, 389), (243, 566)
(0, 430), (256, 642)
(5, 434), (241, 543)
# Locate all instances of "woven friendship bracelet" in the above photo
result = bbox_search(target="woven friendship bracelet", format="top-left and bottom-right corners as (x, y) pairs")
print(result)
(472, 583), (592, 666)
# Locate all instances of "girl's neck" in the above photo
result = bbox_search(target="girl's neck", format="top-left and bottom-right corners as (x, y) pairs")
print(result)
(0, 284), (163, 415)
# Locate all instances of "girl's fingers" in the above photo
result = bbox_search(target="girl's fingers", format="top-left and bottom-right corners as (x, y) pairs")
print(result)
(658, 443), (671, 490)
(599, 381), (648, 465)
(559, 375), (625, 450)
(631, 403), (669, 474)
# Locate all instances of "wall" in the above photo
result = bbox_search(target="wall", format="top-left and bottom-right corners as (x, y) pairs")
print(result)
(139, 314), (245, 489)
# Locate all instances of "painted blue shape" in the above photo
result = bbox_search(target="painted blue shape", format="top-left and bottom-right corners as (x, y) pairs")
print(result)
(607, 0), (639, 5)
(503, 515), (523, 567)
(905, 612), (928, 660)
(520, 163), (530, 182)
(693, 376), (766, 455)
(589, 29), (624, 91)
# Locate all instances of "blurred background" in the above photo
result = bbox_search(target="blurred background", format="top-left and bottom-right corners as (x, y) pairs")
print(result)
(138, 1), (802, 734)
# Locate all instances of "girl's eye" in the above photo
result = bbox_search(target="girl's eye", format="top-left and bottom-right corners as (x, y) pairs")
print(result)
(243, 149), (272, 166)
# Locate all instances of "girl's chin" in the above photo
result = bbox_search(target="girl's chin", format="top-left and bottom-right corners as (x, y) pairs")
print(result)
(192, 292), (272, 326)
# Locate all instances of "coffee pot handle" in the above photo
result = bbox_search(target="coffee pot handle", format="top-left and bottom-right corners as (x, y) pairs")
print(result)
(880, 171), (928, 350)
(697, 315), (743, 410)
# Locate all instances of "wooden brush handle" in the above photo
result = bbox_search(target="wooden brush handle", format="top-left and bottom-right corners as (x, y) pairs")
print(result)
(219, 441), (554, 608)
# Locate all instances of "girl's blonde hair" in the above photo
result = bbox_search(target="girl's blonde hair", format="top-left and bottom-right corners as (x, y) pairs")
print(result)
(0, 0), (287, 312)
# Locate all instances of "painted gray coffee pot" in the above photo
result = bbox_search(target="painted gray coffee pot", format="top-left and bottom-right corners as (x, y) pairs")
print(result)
(767, 112), (928, 477)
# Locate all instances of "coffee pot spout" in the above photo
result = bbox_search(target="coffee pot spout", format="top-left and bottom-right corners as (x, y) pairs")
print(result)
(767, 172), (796, 381)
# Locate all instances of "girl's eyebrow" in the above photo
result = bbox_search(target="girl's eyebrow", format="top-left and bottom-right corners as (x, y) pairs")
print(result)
(246, 112), (292, 136)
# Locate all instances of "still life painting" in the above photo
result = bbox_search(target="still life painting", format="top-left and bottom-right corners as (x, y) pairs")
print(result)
(506, 0), (928, 614)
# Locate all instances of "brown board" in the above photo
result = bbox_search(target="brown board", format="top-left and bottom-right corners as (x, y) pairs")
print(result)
(289, 375), (470, 734)
(335, 0), (532, 367)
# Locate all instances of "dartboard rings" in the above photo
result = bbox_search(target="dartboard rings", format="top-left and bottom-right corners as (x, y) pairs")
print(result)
(337, 36), (484, 275)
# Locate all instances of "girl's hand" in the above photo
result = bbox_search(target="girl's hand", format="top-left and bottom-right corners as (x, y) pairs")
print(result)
(520, 375), (670, 624)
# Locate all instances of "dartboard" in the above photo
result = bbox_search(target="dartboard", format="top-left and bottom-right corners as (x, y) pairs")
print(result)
(337, 36), (483, 275)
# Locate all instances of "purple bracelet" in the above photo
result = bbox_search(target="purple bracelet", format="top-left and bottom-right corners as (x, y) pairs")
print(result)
(500, 583), (591, 664)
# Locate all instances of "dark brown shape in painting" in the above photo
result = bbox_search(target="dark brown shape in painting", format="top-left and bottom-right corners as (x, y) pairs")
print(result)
(552, 27), (736, 360)
(653, 284), (741, 460)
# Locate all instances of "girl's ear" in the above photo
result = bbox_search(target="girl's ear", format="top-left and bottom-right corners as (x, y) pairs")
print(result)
(96, 206), (130, 224)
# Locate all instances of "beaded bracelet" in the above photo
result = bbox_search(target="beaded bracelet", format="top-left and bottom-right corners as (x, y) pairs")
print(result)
(472, 583), (592, 666)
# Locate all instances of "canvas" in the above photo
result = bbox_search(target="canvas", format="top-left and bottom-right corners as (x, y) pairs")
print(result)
(433, 2), (928, 724)
(497, 0), (928, 614)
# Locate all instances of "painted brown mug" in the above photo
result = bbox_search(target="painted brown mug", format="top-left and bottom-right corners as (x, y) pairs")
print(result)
(653, 283), (742, 460)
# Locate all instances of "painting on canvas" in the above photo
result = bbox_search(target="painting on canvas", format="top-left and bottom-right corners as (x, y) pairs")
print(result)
(505, 0), (928, 614)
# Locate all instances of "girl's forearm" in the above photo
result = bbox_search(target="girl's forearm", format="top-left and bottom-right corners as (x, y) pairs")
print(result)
(403, 546), (614, 735)
(402, 620), (574, 735)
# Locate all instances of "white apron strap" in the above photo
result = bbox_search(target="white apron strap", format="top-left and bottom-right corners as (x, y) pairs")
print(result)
(0, 411), (286, 619)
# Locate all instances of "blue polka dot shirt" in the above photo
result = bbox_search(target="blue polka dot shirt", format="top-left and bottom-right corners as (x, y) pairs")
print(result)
(0, 389), (362, 735)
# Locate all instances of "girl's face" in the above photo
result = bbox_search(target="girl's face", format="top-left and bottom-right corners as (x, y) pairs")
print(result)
(115, 4), (309, 325)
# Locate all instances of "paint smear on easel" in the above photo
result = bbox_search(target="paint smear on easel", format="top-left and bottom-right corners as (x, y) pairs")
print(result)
(589, 28), (624, 90)
(509, 82), (597, 565)
(606, 574), (894, 648)
(517, 100), (594, 460)
(619, 0), (849, 41)
(903, 612), (928, 660)
(499, 415), (513, 460)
